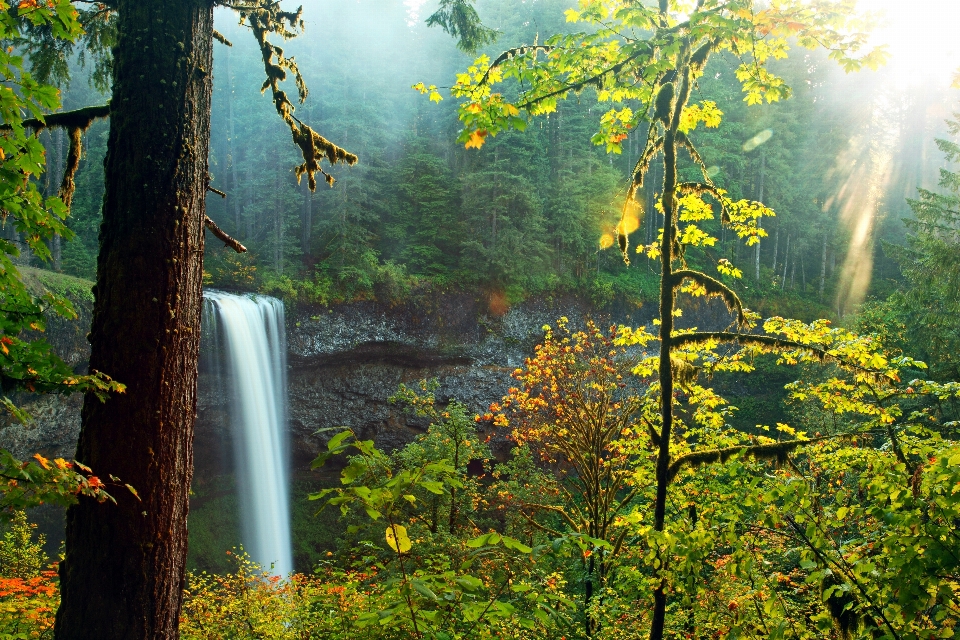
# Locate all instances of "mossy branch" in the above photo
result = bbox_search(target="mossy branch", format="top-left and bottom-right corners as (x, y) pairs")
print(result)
(668, 439), (806, 482)
(230, 1), (357, 191)
(514, 45), (652, 112)
(671, 332), (885, 378)
(670, 356), (698, 389)
(671, 270), (745, 327)
(627, 132), (664, 194)
(0, 102), (110, 132)
(667, 434), (852, 482)
(204, 216), (247, 254)
(212, 29), (233, 47)
(675, 132), (725, 216)
(0, 103), (110, 213)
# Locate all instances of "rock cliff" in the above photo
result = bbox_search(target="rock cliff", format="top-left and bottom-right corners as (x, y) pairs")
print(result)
(3, 283), (739, 474)
(0, 277), (738, 568)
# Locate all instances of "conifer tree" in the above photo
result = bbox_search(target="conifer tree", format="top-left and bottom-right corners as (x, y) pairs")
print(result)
(882, 110), (960, 379)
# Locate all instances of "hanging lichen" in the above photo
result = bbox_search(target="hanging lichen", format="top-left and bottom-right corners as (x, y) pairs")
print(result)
(58, 127), (83, 209)
(225, 0), (358, 190)
(671, 270), (746, 327)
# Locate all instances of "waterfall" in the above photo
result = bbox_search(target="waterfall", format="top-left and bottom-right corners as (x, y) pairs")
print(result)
(202, 291), (293, 577)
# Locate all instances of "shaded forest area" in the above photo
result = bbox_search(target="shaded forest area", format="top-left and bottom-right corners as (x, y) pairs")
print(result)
(41, 0), (951, 318)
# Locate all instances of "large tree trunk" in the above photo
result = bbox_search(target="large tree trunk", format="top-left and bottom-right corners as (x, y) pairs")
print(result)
(55, 1), (214, 638)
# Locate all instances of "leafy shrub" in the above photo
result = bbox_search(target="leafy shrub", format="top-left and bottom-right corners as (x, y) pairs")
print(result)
(0, 511), (58, 639)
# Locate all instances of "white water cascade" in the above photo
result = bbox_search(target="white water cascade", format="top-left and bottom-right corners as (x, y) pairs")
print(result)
(202, 291), (293, 578)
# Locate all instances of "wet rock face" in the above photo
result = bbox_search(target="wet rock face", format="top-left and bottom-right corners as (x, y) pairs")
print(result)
(0, 393), (83, 461)
(0, 288), (736, 561)
(1, 289), (736, 477)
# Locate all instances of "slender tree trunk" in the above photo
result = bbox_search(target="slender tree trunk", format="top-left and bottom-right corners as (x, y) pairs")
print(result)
(771, 227), (779, 271)
(55, 2), (213, 638)
(651, 63), (692, 640)
(52, 128), (63, 271)
(300, 100), (312, 258)
(302, 179), (312, 258)
(275, 173), (282, 274)
(245, 165), (254, 240)
(781, 235), (790, 291)
(225, 46), (241, 238)
(800, 248), (806, 291)
(790, 246), (796, 289)
(754, 151), (765, 282)
(819, 233), (827, 300)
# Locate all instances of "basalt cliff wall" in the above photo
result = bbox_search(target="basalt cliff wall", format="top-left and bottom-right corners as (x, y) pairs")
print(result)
(0, 280), (738, 566)
(3, 284), (740, 474)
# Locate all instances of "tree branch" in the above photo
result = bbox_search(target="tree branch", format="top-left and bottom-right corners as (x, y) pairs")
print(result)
(670, 331), (883, 376)
(204, 216), (246, 254)
(0, 103), (110, 132)
(667, 436), (833, 482)
(671, 270), (746, 327)
(212, 30), (233, 47)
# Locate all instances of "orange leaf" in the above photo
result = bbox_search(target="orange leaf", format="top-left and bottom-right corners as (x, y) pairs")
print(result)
(464, 129), (488, 150)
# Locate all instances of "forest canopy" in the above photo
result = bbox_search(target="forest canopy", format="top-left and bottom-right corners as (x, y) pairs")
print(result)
(26, 0), (948, 320)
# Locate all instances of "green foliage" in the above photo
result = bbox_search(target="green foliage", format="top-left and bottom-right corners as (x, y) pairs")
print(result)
(0, 0), (120, 413)
(309, 425), (576, 638)
(874, 110), (960, 380)
(426, 0), (498, 54)
(0, 509), (45, 579)
(0, 509), (58, 637)
(0, 0), (126, 517)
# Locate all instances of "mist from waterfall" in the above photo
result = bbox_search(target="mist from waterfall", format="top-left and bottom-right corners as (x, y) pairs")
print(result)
(202, 290), (293, 578)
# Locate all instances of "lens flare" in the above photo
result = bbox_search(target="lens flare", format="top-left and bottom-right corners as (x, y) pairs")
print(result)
(743, 129), (773, 152)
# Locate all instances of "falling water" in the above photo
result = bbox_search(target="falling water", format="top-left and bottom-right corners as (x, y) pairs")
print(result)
(202, 290), (293, 578)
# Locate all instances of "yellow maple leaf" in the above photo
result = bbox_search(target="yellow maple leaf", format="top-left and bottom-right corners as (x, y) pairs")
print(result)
(385, 525), (412, 554)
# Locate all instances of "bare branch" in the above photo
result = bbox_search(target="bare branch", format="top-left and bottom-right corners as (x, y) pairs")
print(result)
(204, 216), (246, 254)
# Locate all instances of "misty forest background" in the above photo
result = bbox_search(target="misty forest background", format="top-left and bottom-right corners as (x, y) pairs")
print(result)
(40, 0), (951, 326)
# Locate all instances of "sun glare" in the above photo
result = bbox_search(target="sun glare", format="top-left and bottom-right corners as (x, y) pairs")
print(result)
(859, 0), (960, 89)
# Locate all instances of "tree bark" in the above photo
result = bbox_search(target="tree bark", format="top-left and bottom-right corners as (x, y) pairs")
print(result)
(55, 1), (214, 638)
(650, 63), (692, 640)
